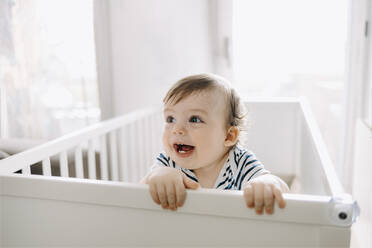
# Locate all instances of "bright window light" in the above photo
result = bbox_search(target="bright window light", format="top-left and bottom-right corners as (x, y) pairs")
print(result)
(232, 0), (348, 165)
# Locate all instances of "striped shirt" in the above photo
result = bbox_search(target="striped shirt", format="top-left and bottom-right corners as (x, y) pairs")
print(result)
(152, 146), (269, 190)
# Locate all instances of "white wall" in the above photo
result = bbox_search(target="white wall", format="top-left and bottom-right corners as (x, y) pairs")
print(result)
(95, 0), (215, 117)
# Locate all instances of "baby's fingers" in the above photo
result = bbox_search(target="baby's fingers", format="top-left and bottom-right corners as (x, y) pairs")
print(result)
(175, 183), (186, 207)
(157, 184), (169, 209)
(253, 183), (264, 215)
(272, 185), (286, 208)
(243, 184), (254, 208)
(166, 183), (177, 211)
(149, 183), (160, 205)
(263, 185), (274, 214)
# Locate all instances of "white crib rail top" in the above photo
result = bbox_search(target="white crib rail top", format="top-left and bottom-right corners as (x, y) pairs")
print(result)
(1, 173), (358, 228)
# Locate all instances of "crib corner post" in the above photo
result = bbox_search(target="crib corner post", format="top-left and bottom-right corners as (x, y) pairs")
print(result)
(328, 193), (360, 227)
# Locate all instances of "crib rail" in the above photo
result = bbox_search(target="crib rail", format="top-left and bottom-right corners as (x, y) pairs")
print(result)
(0, 173), (358, 247)
(0, 106), (162, 182)
(298, 99), (344, 196)
(2, 173), (357, 228)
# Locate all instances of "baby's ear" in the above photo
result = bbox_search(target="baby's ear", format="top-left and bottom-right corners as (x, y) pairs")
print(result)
(224, 126), (239, 147)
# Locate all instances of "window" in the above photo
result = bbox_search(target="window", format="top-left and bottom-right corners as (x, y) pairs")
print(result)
(232, 0), (349, 165)
(364, 19), (372, 129)
(0, 0), (100, 140)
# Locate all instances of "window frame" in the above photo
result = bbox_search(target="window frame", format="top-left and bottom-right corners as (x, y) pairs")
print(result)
(363, 0), (372, 129)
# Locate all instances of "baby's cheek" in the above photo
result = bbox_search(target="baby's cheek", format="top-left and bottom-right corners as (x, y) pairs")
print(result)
(162, 131), (170, 149)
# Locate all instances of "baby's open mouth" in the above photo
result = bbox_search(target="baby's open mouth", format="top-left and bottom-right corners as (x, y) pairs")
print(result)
(173, 144), (195, 154)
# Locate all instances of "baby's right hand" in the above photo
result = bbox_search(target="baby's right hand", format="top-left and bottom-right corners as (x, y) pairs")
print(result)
(141, 167), (199, 211)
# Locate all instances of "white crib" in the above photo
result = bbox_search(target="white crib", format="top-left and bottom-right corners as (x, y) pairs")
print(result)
(0, 98), (359, 247)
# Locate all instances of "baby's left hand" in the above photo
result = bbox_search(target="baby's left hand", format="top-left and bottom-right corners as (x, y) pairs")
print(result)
(242, 174), (289, 215)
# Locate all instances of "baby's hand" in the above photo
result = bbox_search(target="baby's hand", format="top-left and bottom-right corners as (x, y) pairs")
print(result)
(242, 174), (289, 215)
(141, 167), (199, 211)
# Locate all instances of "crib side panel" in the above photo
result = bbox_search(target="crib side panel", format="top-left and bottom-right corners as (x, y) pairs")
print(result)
(298, 117), (328, 195)
(0, 107), (160, 180)
(297, 100), (344, 196)
(2, 195), (350, 247)
(117, 111), (163, 183)
(244, 101), (299, 177)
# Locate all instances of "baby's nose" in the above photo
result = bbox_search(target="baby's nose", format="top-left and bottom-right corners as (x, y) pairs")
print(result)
(173, 126), (186, 135)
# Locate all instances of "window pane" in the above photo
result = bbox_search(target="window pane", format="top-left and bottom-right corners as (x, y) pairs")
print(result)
(0, 0), (100, 140)
(232, 0), (348, 165)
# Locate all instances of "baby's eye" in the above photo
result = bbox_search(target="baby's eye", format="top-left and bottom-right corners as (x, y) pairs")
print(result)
(166, 116), (175, 123)
(189, 116), (202, 123)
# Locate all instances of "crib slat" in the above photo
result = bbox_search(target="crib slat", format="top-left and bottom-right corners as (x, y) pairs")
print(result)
(128, 123), (137, 182)
(100, 135), (108, 180)
(119, 126), (129, 182)
(143, 117), (151, 173)
(88, 139), (96, 179)
(22, 165), (31, 175)
(59, 151), (69, 177)
(154, 112), (162, 157)
(137, 119), (145, 180)
(109, 131), (119, 181)
(151, 113), (157, 160)
(74, 145), (84, 179)
(42, 158), (52, 176)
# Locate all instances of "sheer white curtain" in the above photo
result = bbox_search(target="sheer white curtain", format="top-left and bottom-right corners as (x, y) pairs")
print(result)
(0, 0), (100, 140)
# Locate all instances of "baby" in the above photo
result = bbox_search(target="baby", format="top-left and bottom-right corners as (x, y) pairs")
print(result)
(141, 73), (289, 214)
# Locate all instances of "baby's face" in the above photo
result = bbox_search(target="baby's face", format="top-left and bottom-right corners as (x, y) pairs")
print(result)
(162, 89), (229, 170)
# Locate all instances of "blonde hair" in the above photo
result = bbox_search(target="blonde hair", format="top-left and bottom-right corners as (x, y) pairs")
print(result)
(163, 73), (247, 146)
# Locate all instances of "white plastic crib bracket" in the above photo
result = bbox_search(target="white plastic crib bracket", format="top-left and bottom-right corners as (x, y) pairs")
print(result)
(328, 194), (360, 227)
